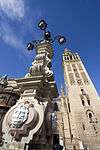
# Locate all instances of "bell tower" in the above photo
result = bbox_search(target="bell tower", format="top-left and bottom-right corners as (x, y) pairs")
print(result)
(61, 49), (100, 149)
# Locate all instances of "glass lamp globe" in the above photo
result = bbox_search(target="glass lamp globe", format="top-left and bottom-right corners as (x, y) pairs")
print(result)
(58, 36), (66, 44)
(38, 20), (47, 30)
(27, 43), (34, 50)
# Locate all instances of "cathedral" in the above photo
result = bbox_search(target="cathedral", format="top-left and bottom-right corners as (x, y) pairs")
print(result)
(0, 20), (100, 150)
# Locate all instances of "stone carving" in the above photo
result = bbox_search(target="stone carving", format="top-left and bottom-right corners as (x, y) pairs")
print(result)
(69, 73), (75, 85)
(2, 99), (46, 142)
(72, 64), (83, 85)
(0, 75), (8, 88)
(26, 52), (53, 77)
(10, 105), (29, 128)
(81, 72), (89, 84)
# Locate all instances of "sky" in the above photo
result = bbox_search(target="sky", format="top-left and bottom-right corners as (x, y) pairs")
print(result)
(0, 0), (100, 94)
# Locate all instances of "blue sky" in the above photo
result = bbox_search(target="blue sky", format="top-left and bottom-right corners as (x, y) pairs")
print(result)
(0, 0), (100, 94)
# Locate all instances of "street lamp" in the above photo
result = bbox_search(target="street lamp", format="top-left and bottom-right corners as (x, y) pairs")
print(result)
(27, 19), (66, 51)
(38, 20), (47, 30)
(27, 42), (34, 51)
(57, 35), (66, 44)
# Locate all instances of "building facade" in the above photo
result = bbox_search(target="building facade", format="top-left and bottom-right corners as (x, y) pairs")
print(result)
(0, 45), (100, 150)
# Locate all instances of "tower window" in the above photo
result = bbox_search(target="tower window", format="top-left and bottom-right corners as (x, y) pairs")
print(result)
(82, 123), (85, 130)
(76, 55), (79, 60)
(67, 56), (70, 60)
(68, 102), (71, 112)
(73, 68), (77, 71)
(89, 113), (92, 119)
(80, 95), (85, 106)
(86, 110), (94, 122)
(81, 89), (84, 92)
(73, 55), (76, 59)
(73, 145), (76, 150)
(81, 72), (89, 84)
(81, 89), (86, 95)
(86, 95), (90, 105)
(72, 64), (77, 71)
(82, 100), (85, 106)
(70, 55), (72, 60)
(87, 99), (90, 105)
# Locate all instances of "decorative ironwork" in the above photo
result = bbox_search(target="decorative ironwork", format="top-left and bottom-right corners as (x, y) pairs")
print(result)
(27, 20), (66, 51)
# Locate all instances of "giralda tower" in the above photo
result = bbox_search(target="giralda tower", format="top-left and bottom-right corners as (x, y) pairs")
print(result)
(60, 49), (100, 150)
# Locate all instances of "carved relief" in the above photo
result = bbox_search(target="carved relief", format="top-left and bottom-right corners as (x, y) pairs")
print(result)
(72, 64), (83, 85)
(81, 72), (89, 84)
(66, 64), (71, 71)
(72, 64), (77, 71)
(26, 52), (53, 78)
(69, 73), (75, 85)
(77, 63), (83, 70)
(10, 105), (29, 128)
(2, 99), (45, 142)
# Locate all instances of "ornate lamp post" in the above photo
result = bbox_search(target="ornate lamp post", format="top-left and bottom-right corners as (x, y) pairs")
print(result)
(27, 20), (66, 51)
(2, 20), (66, 150)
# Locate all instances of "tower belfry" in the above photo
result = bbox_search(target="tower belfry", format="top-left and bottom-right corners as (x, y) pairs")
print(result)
(60, 49), (100, 149)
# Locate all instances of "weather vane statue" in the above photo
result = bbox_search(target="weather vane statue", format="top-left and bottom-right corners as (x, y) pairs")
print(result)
(1, 20), (66, 150)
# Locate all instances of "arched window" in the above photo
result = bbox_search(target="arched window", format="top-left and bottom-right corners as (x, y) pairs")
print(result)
(64, 56), (67, 61)
(82, 123), (85, 130)
(89, 112), (92, 119)
(67, 56), (70, 60)
(81, 89), (86, 95)
(82, 100), (85, 106)
(87, 99), (90, 105)
(86, 110), (94, 123)
(86, 95), (90, 105)
(68, 102), (71, 112)
(76, 55), (79, 60)
(86, 110), (98, 133)
(70, 55), (72, 60)
(80, 95), (85, 106)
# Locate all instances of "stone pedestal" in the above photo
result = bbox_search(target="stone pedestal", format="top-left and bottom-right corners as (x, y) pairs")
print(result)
(1, 41), (58, 150)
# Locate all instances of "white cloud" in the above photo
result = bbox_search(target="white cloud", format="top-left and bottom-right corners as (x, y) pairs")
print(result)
(0, 0), (25, 20)
(0, 0), (25, 50)
(0, 0), (44, 52)
(0, 22), (24, 50)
